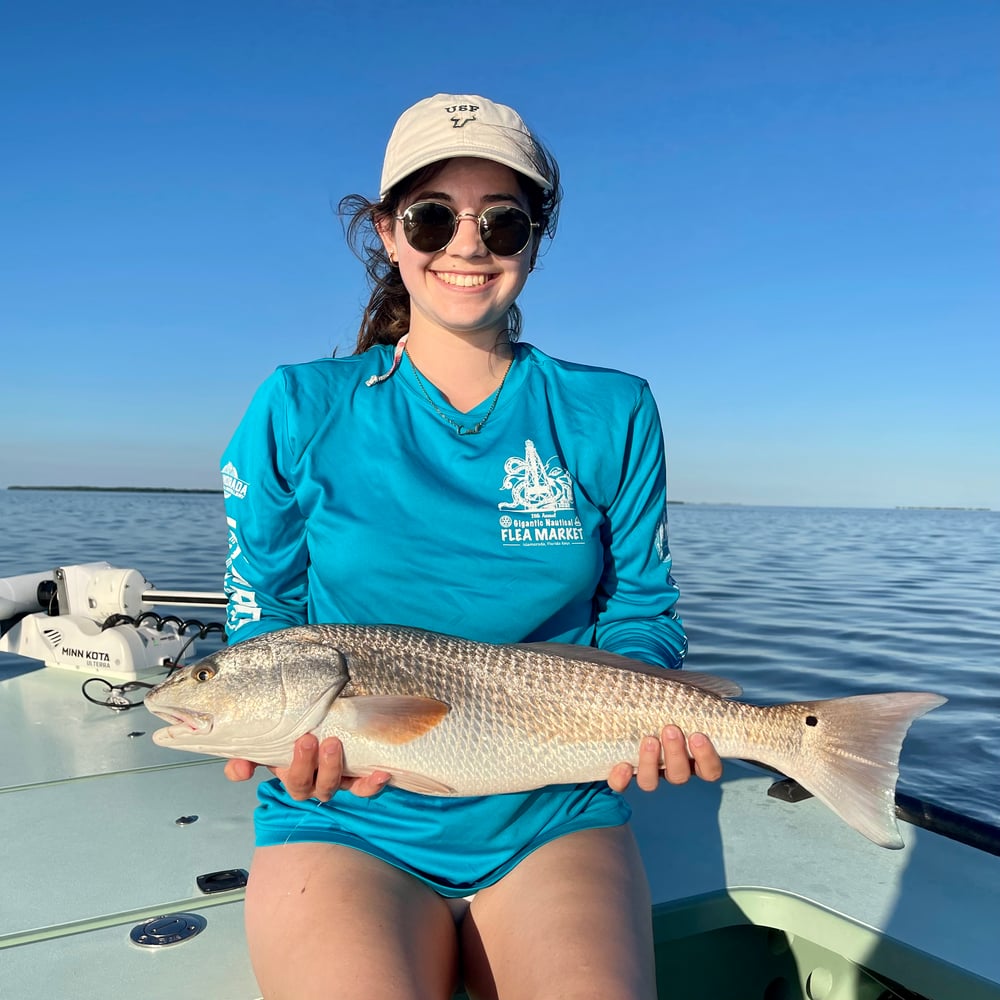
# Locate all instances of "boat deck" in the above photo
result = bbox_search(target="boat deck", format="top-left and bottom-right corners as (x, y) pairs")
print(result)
(2, 651), (998, 999)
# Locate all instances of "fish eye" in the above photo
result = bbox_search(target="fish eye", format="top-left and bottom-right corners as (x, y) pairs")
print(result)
(193, 665), (217, 683)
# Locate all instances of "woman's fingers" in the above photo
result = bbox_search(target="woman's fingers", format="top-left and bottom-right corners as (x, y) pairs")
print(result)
(660, 725), (695, 784)
(223, 758), (258, 782)
(344, 770), (392, 797)
(271, 735), (390, 801)
(276, 734), (323, 800)
(689, 731), (724, 782)
(635, 736), (662, 791)
(609, 727), (725, 793)
(311, 737), (346, 801)
(606, 761), (635, 793)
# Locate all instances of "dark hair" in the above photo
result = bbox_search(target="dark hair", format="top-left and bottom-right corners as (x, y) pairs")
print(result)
(339, 138), (562, 355)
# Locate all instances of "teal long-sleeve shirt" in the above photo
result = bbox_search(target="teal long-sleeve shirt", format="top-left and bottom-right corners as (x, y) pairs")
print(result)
(222, 341), (687, 667)
(220, 341), (687, 893)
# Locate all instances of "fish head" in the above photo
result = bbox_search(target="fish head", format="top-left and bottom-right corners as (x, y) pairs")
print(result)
(144, 627), (350, 764)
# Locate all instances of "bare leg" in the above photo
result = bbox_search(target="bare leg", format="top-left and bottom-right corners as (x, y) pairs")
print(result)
(460, 825), (655, 1000)
(245, 843), (459, 1000)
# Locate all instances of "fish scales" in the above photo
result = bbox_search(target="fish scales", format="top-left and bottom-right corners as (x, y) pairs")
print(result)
(327, 628), (744, 768)
(145, 623), (946, 848)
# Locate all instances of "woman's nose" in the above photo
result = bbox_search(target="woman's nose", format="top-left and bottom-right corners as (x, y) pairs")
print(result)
(447, 213), (488, 257)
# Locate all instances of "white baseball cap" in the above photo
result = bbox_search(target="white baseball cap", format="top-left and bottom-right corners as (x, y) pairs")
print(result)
(379, 93), (553, 200)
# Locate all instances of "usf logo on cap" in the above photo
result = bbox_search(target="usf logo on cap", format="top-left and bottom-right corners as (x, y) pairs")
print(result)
(447, 103), (479, 128)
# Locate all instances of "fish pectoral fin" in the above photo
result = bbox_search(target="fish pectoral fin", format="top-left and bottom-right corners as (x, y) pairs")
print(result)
(338, 695), (450, 745)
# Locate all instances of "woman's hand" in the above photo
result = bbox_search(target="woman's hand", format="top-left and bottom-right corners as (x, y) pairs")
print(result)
(607, 725), (723, 793)
(223, 734), (390, 802)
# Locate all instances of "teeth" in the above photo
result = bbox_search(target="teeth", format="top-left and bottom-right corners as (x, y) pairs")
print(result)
(435, 272), (490, 287)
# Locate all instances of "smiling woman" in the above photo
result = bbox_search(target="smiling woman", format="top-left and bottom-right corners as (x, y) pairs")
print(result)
(218, 92), (723, 1000)
(340, 96), (561, 358)
(380, 157), (536, 396)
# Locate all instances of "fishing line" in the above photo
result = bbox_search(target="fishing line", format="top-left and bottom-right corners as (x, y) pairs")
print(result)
(281, 800), (330, 847)
(81, 676), (157, 711)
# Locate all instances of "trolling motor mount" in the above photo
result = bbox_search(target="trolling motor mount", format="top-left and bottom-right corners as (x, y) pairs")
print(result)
(0, 562), (224, 680)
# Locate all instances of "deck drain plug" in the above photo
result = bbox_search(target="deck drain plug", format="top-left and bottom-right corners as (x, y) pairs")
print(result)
(130, 912), (207, 947)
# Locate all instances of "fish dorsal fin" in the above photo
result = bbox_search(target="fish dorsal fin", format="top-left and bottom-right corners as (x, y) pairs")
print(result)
(513, 643), (743, 699)
(332, 695), (450, 745)
(656, 670), (743, 698)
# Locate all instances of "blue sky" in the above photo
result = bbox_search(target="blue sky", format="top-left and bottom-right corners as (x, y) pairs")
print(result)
(2, 1), (997, 508)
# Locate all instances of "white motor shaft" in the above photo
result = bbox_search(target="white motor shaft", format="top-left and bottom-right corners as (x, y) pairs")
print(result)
(0, 571), (54, 620)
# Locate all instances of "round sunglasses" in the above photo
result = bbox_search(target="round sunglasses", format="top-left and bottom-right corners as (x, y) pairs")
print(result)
(395, 201), (539, 257)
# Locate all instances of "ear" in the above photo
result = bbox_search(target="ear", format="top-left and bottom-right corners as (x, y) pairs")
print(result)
(375, 212), (397, 262)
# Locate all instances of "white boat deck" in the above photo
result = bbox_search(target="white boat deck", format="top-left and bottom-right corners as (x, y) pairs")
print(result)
(2, 650), (998, 1000)
(1, 654), (264, 998)
(631, 761), (1000, 999)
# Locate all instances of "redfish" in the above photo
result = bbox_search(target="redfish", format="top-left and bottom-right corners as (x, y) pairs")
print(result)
(145, 624), (945, 848)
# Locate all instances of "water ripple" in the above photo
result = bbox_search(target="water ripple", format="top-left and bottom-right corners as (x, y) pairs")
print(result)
(669, 504), (999, 827)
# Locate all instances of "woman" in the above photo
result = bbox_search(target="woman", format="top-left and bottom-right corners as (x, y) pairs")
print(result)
(222, 93), (722, 1000)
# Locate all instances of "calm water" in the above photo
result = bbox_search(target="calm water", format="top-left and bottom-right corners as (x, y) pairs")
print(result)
(1, 490), (997, 828)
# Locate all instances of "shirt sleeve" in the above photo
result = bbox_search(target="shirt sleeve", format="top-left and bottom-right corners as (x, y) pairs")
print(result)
(592, 382), (688, 669)
(221, 368), (309, 645)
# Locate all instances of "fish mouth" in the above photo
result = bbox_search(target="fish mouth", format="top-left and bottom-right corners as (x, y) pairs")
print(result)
(148, 706), (214, 742)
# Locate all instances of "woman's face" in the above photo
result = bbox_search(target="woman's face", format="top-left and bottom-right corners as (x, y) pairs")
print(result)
(379, 157), (536, 344)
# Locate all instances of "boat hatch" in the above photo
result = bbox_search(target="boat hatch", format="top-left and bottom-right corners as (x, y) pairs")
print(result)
(129, 912), (207, 948)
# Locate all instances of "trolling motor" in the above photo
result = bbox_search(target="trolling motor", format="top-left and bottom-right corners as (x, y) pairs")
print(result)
(0, 562), (227, 680)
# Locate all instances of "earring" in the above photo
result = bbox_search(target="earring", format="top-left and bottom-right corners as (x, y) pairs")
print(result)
(388, 250), (399, 267)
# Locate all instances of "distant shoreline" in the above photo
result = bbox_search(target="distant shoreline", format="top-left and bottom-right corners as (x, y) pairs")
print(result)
(894, 505), (993, 512)
(6, 486), (222, 495)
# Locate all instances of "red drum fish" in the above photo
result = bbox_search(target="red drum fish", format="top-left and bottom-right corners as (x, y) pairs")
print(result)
(145, 624), (946, 848)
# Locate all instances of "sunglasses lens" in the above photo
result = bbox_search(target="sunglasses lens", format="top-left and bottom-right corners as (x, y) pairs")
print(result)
(402, 203), (457, 253)
(400, 203), (535, 256)
(480, 207), (533, 256)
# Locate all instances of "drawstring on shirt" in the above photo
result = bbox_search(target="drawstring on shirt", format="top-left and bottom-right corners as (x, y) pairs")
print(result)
(365, 335), (409, 386)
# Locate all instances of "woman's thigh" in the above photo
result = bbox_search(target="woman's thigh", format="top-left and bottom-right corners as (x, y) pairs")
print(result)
(460, 825), (655, 1000)
(245, 842), (460, 1000)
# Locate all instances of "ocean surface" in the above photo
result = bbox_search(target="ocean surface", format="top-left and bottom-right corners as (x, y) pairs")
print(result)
(1, 490), (997, 829)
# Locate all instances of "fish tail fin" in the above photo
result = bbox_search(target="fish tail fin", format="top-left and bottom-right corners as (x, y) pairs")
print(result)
(778, 691), (946, 849)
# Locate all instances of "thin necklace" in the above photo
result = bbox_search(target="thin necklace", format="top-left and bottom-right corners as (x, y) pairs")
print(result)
(405, 345), (513, 436)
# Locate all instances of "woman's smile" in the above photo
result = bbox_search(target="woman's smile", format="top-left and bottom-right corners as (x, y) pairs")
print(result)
(431, 270), (500, 288)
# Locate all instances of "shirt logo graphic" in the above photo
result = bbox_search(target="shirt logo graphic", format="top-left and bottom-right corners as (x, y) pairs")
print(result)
(498, 440), (574, 515)
(225, 516), (261, 631)
(497, 440), (584, 547)
(222, 462), (248, 500)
